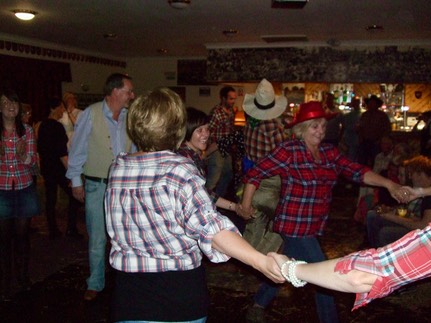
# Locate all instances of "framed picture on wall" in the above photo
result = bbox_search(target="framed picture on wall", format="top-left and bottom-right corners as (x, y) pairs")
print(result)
(199, 87), (211, 97)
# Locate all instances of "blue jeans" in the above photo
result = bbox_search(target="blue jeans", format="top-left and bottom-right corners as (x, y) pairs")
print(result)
(85, 179), (107, 291)
(116, 318), (206, 323)
(254, 235), (339, 323)
(205, 150), (233, 197)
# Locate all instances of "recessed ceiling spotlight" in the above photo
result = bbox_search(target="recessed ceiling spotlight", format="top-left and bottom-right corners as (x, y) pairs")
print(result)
(168, 0), (191, 9)
(103, 33), (118, 39)
(366, 25), (384, 31)
(13, 9), (37, 21)
(223, 29), (239, 37)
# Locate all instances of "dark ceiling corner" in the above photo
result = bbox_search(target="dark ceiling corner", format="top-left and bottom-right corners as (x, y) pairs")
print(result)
(271, 0), (308, 9)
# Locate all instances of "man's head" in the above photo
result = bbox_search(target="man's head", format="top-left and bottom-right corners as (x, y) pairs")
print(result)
(219, 86), (237, 109)
(127, 87), (186, 152)
(104, 73), (135, 108)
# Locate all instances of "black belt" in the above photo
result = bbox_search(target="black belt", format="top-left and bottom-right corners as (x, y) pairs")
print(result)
(84, 175), (108, 184)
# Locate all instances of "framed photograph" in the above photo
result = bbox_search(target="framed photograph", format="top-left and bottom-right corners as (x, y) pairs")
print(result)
(199, 87), (211, 97)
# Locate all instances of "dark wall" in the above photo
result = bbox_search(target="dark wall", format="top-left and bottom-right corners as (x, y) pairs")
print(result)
(206, 46), (431, 83)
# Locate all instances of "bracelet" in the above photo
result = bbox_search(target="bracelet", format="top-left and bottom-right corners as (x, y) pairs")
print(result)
(280, 259), (307, 288)
(228, 202), (233, 211)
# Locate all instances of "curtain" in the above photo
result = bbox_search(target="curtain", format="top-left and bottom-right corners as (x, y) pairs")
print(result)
(0, 54), (71, 122)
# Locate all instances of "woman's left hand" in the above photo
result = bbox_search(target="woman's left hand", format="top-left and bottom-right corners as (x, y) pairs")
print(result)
(16, 139), (27, 162)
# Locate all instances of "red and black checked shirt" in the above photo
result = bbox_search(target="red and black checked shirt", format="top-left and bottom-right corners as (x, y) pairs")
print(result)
(208, 105), (235, 144)
(244, 118), (285, 163)
(243, 139), (369, 237)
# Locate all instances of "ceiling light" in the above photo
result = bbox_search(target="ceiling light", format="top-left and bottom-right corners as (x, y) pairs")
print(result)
(13, 9), (37, 21)
(223, 29), (238, 37)
(366, 25), (384, 31)
(103, 33), (118, 40)
(168, 0), (191, 9)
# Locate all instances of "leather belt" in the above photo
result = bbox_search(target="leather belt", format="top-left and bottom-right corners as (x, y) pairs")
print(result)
(84, 175), (108, 184)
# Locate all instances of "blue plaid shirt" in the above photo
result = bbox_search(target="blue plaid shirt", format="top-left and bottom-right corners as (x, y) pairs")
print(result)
(105, 150), (239, 273)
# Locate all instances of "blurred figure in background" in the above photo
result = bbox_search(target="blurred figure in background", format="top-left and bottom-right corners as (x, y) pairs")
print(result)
(340, 98), (361, 162)
(357, 95), (392, 168)
(412, 110), (431, 157)
(206, 86), (237, 198)
(322, 92), (342, 146)
(59, 92), (82, 149)
(38, 97), (82, 239)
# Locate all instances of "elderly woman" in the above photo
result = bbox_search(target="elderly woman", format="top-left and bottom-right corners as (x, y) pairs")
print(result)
(241, 101), (401, 323)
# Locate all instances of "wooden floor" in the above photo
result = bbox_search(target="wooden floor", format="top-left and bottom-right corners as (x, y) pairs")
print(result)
(1, 180), (430, 322)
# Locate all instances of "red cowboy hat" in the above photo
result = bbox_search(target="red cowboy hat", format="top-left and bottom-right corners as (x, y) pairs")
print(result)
(286, 101), (336, 128)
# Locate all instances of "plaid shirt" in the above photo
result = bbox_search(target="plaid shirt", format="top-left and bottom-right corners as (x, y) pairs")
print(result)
(105, 151), (239, 273)
(176, 143), (219, 203)
(243, 140), (369, 237)
(0, 124), (37, 190)
(208, 104), (235, 145)
(335, 223), (431, 310)
(244, 118), (285, 163)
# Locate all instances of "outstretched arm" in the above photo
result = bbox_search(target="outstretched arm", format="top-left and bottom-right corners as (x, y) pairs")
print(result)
(212, 230), (284, 284)
(268, 253), (377, 293)
(363, 171), (401, 202)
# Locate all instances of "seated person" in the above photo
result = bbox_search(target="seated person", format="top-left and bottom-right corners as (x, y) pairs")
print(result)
(367, 155), (431, 248)
(355, 140), (411, 224)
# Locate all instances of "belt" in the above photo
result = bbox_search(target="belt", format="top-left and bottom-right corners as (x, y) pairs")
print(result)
(84, 175), (108, 184)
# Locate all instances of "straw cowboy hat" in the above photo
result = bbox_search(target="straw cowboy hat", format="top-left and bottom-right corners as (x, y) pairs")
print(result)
(287, 101), (336, 128)
(243, 79), (287, 120)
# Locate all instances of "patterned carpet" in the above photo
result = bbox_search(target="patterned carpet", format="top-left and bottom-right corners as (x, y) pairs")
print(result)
(1, 182), (430, 323)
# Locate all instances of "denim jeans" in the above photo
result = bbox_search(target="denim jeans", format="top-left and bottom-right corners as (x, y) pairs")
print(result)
(85, 179), (107, 291)
(254, 235), (339, 323)
(205, 150), (233, 197)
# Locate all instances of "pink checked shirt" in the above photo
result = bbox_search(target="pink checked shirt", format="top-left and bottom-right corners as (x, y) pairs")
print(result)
(335, 223), (431, 310)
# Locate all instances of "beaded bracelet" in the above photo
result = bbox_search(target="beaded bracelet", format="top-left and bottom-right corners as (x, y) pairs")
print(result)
(280, 259), (308, 288)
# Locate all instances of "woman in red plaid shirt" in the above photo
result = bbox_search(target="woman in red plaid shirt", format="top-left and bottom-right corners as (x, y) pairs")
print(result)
(0, 88), (40, 301)
(242, 101), (401, 323)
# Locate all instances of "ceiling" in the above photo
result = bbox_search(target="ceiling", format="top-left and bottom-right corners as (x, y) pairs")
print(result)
(1, 0), (431, 58)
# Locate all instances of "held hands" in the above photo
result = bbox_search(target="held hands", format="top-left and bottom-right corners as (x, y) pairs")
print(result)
(236, 203), (256, 220)
(267, 252), (289, 268)
(394, 186), (423, 203)
(258, 254), (285, 284)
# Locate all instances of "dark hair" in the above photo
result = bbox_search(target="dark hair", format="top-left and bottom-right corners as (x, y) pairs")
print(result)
(0, 87), (25, 137)
(103, 73), (132, 96)
(185, 107), (208, 141)
(43, 97), (63, 118)
(219, 86), (235, 100)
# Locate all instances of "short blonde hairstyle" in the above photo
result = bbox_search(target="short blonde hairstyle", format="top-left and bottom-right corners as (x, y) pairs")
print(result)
(127, 88), (186, 152)
(292, 118), (327, 139)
